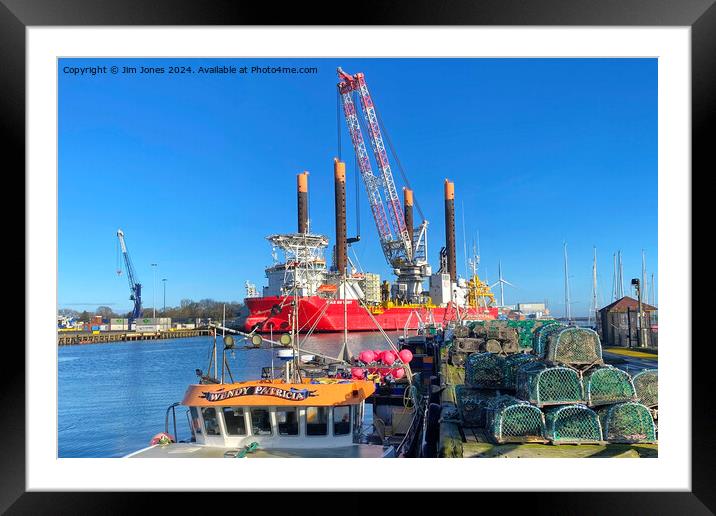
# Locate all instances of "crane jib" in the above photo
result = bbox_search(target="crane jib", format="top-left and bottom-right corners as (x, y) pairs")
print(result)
(337, 70), (414, 265)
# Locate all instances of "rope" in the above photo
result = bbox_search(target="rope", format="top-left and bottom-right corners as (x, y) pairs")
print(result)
(374, 105), (425, 221)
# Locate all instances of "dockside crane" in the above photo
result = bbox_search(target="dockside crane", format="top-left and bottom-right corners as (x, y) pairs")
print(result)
(337, 67), (430, 302)
(116, 229), (142, 320)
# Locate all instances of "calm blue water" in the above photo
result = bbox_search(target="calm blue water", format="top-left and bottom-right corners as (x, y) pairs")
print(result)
(58, 332), (399, 457)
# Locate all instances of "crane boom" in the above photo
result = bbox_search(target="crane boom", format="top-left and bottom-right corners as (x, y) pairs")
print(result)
(116, 229), (142, 319)
(337, 67), (430, 304)
(337, 67), (412, 265)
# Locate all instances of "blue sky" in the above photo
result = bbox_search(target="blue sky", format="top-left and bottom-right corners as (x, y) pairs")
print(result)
(58, 58), (657, 316)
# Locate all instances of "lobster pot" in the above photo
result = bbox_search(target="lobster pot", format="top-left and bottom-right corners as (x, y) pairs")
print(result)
(632, 369), (658, 408)
(453, 325), (470, 338)
(544, 405), (603, 444)
(516, 362), (584, 407)
(455, 385), (498, 428)
(465, 352), (506, 389)
(598, 402), (657, 444)
(544, 327), (603, 367)
(484, 395), (546, 444)
(470, 321), (487, 338)
(502, 353), (538, 391)
(584, 365), (637, 407)
(533, 323), (562, 356)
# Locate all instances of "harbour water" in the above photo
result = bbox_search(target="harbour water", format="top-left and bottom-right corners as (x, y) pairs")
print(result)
(58, 331), (400, 458)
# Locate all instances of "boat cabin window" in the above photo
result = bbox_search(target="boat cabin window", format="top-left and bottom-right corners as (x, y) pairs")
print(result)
(250, 408), (273, 436)
(223, 407), (247, 436)
(333, 406), (351, 435)
(201, 407), (220, 436)
(190, 407), (202, 436)
(275, 407), (299, 436)
(306, 406), (328, 436)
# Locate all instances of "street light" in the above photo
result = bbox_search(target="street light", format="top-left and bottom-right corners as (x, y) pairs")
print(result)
(151, 263), (158, 319)
(162, 278), (167, 314)
(631, 278), (646, 348)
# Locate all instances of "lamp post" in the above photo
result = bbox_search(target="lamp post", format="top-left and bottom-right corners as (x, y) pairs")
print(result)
(151, 263), (158, 319)
(162, 278), (167, 314)
(631, 278), (646, 348)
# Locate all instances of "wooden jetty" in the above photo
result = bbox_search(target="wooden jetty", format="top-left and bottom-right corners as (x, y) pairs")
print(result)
(57, 328), (212, 346)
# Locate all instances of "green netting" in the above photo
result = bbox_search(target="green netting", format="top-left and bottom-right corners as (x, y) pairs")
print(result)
(516, 361), (584, 407)
(484, 395), (546, 444)
(455, 385), (499, 427)
(544, 404), (603, 444)
(598, 402), (656, 443)
(465, 352), (506, 389)
(632, 369), (658, 408)
(502, 353), (538, 390)
(545, 327), (603, 367)
(507, 319), (558, 349)
(584, 365), (637, 407)
(533, 323), (563, 356)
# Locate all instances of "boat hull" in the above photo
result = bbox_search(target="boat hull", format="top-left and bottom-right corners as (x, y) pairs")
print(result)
(244, 295), (497, 333)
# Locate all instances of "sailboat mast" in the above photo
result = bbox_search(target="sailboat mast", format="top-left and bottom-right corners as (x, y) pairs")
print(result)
(564, 242), (571, 322)
(589, 247), (597, 326)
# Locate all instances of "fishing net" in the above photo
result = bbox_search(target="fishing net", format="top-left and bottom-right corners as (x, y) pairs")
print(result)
(465, 352), (506, 389)
(515, 361), (584, 407)
(632, 369), (658, 408)
(533, 323), (563, 356)
(583, 365), (637, 407)
(455, 385), (499, 428)
(484, 395), (546, 444)
(507, 320), (557, 350)
(502, 353), (539, 391)
(598, 402), (657, 443)
(544, 327), (603, 367)
(544, 404), (603, 444)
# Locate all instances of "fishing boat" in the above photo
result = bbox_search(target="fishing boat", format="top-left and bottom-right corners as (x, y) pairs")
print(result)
(126, 328), (395, 458)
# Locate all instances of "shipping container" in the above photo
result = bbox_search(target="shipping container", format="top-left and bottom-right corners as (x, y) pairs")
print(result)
(135, 324), (160, 332)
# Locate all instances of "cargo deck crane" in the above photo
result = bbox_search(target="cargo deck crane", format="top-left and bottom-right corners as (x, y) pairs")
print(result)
(116, 229), (142, 320)
(337, 67), (430, 302)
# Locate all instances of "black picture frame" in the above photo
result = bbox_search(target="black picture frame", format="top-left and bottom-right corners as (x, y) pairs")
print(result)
(2, 0), (708, 512)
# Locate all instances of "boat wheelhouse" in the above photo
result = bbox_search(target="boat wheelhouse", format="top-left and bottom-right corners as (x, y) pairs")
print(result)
(127, 377), (395, 458)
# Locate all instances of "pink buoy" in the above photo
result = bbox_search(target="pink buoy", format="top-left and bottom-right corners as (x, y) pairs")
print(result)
(351, 367), (365, 379)
(398, 349), (413, 363)
(393, 368), (405, 379)
(382, 351), (396, 366)
(359, 350), (375, 364)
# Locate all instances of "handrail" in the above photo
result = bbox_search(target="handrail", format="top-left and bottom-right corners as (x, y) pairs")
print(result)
(165, 402), (180, 441)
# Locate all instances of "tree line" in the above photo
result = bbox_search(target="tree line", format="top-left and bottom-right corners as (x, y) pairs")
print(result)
(58, 298), (245, 323)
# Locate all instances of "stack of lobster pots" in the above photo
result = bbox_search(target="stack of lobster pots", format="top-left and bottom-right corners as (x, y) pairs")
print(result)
(455, 323), (658, 446)
(448, 320), (520, 366)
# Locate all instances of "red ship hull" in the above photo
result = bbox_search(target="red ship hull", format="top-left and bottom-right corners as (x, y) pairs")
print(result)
(244, 295), (497, 333)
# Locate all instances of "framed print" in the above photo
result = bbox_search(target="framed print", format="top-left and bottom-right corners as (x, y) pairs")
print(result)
(2, 0), (710, 512)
